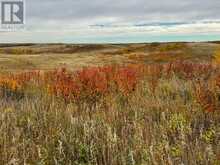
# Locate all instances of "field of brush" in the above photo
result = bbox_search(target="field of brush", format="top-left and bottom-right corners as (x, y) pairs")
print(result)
(0, 42), (220, 164)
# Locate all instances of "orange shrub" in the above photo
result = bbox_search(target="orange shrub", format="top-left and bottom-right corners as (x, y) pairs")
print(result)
(114, 66), (141, 94)
(0, 62), (217, 108)
(164, 61), (213, 80)
(46, 65), (142, 102)
(194, 82), (218, 113)
(0, 70), (41, 99)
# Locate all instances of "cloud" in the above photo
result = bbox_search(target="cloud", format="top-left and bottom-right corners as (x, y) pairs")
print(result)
(26, 0), (220, 24)
(1, 0), (220, 42)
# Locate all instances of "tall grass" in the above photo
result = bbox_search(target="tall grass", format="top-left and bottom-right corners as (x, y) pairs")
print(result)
(0, 61), (219, 164)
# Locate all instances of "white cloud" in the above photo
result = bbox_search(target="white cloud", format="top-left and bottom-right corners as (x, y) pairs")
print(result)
(1, 21), (220, 43)
(1, 0), (220, 42)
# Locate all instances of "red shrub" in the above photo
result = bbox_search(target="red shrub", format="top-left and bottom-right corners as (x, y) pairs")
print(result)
(77, 67), (109, 95)
(194, 82), (217, 113)
(114, 66), (140, 94)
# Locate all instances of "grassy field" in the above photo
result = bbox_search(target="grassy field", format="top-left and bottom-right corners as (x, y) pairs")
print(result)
(0, 42), (217, 72)
(0, 42), (220, 164)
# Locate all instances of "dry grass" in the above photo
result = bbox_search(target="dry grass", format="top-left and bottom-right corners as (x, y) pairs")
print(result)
(0, 60), (220, 164)
(0, 42), (218, 72)
(0, 43), (220, 164)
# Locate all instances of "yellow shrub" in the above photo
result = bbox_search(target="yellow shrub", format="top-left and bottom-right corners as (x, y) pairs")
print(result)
(0, 77), (21, 91)
(213, 48), (220, 64)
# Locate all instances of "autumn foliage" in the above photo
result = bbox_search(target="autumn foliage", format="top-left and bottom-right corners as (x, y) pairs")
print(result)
(0, 61), (219, 112)
(45, 65), (142, 102)
(0, 60), (220, 164)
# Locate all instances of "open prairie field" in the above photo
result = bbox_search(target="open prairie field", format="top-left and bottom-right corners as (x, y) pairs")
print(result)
(0, 42), (220, 164)
(0, 42), (218, 72)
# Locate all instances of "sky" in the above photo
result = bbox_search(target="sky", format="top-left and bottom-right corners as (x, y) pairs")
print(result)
(0, 0), (220, 43)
